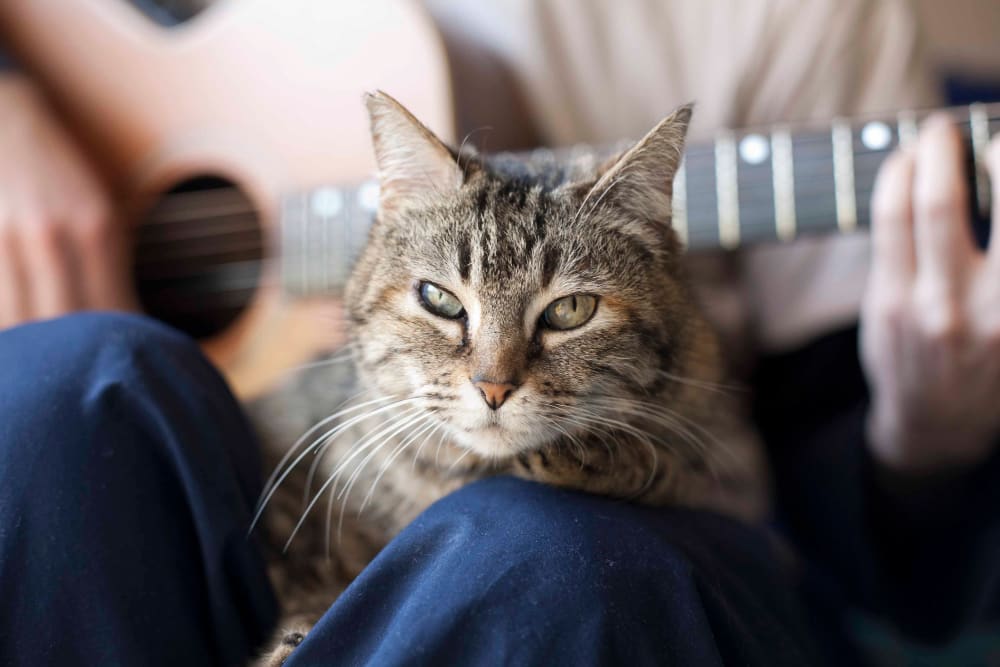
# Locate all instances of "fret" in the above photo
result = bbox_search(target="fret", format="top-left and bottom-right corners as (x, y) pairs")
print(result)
(831, 119), (858, 233)
(897, 110), (918, 147)
(970, 103), (990, 218)
(715, 131), (740, 249)
(770, 127), (796, 242)
(671, 158), (689, 246)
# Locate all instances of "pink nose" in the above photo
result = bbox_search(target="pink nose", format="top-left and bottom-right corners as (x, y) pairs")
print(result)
(472, 379), (518, 410)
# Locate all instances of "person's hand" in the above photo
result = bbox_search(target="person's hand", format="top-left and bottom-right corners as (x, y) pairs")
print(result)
(861, 114), (1000, 474)
(0, 75), (134, 329)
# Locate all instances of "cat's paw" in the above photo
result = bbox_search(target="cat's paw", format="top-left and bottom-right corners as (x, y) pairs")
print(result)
(254, 626), (309, 667)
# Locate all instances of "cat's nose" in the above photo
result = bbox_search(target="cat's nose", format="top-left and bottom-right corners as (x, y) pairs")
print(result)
(471, 378), (519, 410)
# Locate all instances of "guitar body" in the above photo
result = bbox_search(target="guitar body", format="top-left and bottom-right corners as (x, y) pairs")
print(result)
(0, 0), (455, 397)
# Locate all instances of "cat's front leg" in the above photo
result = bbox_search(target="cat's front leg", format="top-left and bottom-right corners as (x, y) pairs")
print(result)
(253, 615), (315, 667)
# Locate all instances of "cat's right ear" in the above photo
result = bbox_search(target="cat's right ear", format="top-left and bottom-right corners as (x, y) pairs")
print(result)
(364, 90), (463, 212)
(576, 104), (693, 228)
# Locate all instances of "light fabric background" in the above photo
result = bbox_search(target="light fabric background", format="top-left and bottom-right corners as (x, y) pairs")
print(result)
(426, 0), (940, 357)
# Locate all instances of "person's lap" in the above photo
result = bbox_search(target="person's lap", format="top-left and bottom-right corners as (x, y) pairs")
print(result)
(0, 312), (277, 666)
(294, 476), (824, 666)
(0, 313), (824, 666)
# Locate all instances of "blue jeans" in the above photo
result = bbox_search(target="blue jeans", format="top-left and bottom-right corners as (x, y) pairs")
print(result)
(0, 314), (823, 666)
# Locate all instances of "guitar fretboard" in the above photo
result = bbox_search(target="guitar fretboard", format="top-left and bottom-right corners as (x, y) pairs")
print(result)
(281, 102), (999, 296)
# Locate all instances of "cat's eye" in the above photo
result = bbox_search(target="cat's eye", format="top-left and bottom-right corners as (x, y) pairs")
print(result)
(542, 294), (598, 331)
(418, 282), (465, 319)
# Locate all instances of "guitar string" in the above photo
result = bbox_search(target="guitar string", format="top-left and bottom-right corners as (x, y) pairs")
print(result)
(132, 117), (997, 284)
(128, 169), (953, 269)
(132, 152), (896, 252)
(133, 111), (999, 228)
(134, 188), (893, 301)
(133, 137), (981, 252)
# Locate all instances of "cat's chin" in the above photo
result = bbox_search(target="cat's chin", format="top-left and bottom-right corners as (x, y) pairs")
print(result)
(450, 425), (538, 461)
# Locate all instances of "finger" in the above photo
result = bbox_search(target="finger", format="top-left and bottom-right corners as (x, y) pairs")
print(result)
(0, 222), (28, 328)
(913, 114), (977, 289)
(987, 136), (1000, 269)
(870, 147), (916, 287)
(20, 214), (79, 319)
(73, 203), (137, 311)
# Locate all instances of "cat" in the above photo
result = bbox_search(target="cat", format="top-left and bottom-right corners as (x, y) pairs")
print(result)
(249, 90), (768, 666)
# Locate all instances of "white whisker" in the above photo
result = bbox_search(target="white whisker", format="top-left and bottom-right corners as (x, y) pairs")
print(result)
(252, 396), (422, 535)
(360, 418), (441, 513)
(285, 408), (429, 551)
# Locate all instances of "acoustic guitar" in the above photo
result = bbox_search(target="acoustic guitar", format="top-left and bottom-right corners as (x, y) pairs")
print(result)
(2, 0), (997, 398)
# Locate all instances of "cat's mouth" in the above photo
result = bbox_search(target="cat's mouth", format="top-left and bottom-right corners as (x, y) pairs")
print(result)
(448, 413), (553, 461)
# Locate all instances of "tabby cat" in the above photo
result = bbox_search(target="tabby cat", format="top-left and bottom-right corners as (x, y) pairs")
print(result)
(250, 91), (767, 666)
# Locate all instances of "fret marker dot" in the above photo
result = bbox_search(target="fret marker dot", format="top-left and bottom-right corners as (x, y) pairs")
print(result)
(310, 187), (343, 217)
(739, 134), (770, 165)
(861, 121), (892, 151)
(357, 181), (380, 212)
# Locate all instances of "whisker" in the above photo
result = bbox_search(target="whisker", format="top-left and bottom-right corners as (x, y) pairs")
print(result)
(547, 412), (617, 463)
(322, 408), (426, 555)
(446, 446), (474, 475)
(655, 369), (743, 395)
(433, 425), (451, 468)
(257, 393), (389, 511)
(286, 347), (359, 375)
(285, 408), (429, 552)
(334, 413), (434, 542)
(332, 410), (430, 502)
(251, 396), (421, 534)
(412, 419), (446, 471)
(585, 397), (711, 456)
(360, 418), (441, 513)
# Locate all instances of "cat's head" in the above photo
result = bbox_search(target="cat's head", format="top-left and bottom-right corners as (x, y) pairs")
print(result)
(346, 91), (698, 461)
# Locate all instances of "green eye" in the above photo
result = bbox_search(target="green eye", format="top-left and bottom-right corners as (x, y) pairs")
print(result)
(419, 282), (465, 319)
(542, 294), (598, 331)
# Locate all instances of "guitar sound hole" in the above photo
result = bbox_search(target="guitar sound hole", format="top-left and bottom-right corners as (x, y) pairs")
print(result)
(134, 176), (264, 340)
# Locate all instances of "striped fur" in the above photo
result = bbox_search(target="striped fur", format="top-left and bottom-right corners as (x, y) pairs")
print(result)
(250, 92), (767, 665)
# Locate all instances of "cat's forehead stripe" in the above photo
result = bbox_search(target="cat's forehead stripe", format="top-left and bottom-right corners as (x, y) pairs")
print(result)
(466, 176), (563, 292)
(457, 229), (472, 282)
(540, 244), (560, 288)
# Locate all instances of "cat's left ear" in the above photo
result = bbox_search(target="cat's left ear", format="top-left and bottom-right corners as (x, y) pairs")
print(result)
(364, 90), (463, 212)
(580, 104), (692, 226)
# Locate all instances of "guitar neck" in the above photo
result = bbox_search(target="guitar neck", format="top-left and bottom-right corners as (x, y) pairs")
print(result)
(674, 102), (997, 250)
(282, 102), (1000, 295)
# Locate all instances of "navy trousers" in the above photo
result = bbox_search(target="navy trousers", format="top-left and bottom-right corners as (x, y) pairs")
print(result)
(0, 314), (824, 666)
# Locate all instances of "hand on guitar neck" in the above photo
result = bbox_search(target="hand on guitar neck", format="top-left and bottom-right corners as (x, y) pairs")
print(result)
(862, 113), (1000, 475)
(0, 74), (135, 328)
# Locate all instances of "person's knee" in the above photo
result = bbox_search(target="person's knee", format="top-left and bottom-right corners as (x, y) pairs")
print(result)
(0, 311), (260, 528)
(430, 476), (697, 599)
(0, 312), (211, 475)
(407, 477), (717, 663)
